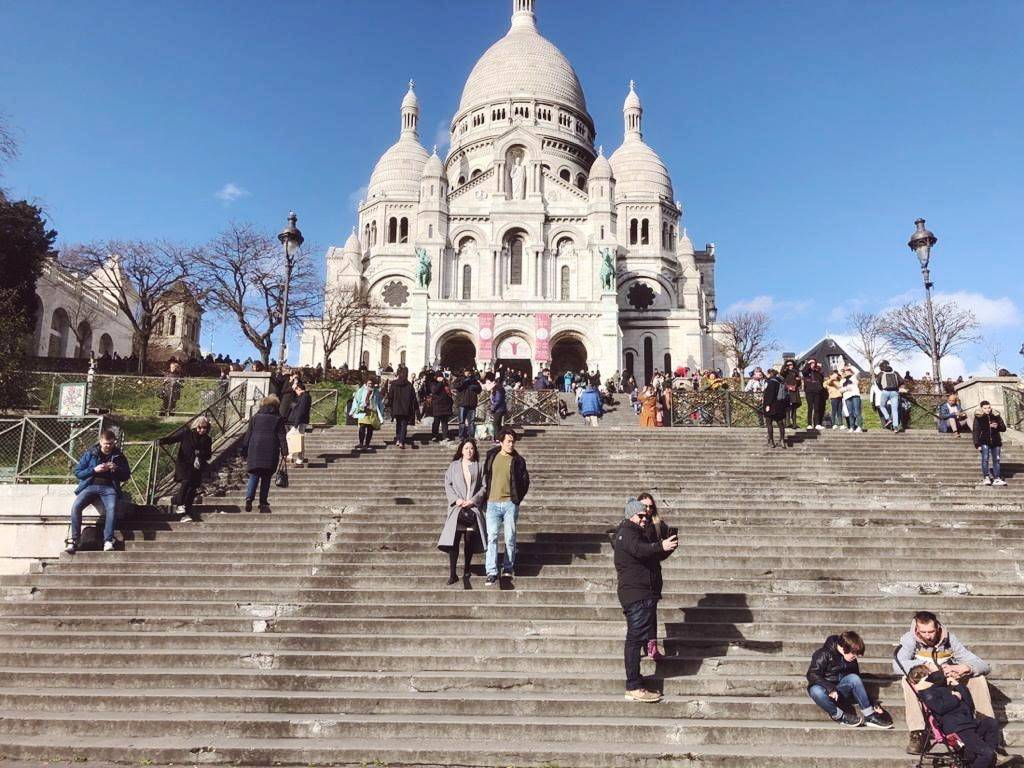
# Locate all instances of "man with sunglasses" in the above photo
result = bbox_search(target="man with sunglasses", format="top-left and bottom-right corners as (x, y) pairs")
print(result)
(613, 497), (679, 702)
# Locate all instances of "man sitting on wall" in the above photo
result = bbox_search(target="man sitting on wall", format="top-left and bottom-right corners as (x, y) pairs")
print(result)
(66, 429), (131, 554)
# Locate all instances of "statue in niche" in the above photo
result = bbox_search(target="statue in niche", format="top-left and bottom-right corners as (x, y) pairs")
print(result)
(599, 248), (616, 291)
(557, 240), (575, 259)
(509, 156), (526, 200)
(415, 247), (432, 288)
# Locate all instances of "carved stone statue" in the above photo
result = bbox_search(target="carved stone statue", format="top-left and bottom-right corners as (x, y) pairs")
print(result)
(509, 156), (526, 200)
(415, 247), (432, 289)
(599, 248), (616, 291)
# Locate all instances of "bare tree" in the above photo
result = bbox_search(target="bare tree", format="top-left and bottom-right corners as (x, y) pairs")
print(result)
(317, 285), (385, 369)
(881, 300), (980, 371)
(0, 113), (17, 180)
(982, 339), (1006, 375)
(61, 240), (196, 373)
(847, 312), (894, 375)
(195, 222), (319, 366)
(66, 290), (101, 360)
(718, 311), (776, 375)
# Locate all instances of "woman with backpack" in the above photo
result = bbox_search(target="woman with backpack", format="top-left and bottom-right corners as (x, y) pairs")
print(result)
(762, 368), (789, 448)
(781, 359), (802, 429)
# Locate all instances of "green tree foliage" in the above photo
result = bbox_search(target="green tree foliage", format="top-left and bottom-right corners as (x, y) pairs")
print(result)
(0, 198), (58, 335)
(0, 288), (30, 410)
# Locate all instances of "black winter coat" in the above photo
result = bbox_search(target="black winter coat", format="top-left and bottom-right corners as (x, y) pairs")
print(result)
(431, 381), (454, 418)
(387, 379), (418, 419)
(482, 446), (530, 504)
(454, 376), (482, 409)
(918, 682), (979, 734)
(972, 412), (1006, 448)
(763, 376), (788, 420)
(612, 518), (673, 608)
(806, 635), (859, 692)
(802, 367), (825, 393)
(241, 405), (288, 471)
(782, 368), (802, 406)
(279, 389), (296, 419)
(288, 391), (312, 426)
(160, 427), (213, 482)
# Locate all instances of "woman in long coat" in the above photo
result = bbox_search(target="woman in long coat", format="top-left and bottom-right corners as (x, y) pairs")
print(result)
(762, 369), (789, 449)
(638, 385), (659, 427)
(159, 415), (213, 522)
(438, 438), (487, 586)
(240, 395), (289, 511)
(780, 359), (802, 429)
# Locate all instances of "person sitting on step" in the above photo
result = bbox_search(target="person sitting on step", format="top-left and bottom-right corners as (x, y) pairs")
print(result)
(896, 611), (996, 755)
(806, 630), (893, 728)
(906, 665), (1017, 767)
(66, 429), (131, 554)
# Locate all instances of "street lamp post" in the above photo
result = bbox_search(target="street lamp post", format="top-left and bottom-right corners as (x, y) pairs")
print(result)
(277, 212), (304, 366)
(908, 218), (941, 393)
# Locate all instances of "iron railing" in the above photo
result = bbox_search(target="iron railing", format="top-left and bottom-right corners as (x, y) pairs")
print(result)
(309, 389), (340, 427)
(0, 416), (106, 484)
(21, 371), (223, 417)
(1004, 386), (1024, 432)
(505, 390), (560, 426)
(121, 382), (250, 504)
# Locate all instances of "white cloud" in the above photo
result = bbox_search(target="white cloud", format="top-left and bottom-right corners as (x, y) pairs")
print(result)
(933, 291), (1021, 328)
(725, 295), (811, 317)
(829, 332), (971, 379)
(433, 120), (451, 155)
(214, 182), (250, 205)
(347, 185), (368, 212)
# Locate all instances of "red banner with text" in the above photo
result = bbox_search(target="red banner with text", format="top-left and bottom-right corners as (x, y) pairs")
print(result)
(535, 313), (551, 362)
(478, 313), (494, 359)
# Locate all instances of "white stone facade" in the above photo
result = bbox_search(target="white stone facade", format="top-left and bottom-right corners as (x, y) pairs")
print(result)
(30, 261), (136, 360)
(301, 0), (720, 383)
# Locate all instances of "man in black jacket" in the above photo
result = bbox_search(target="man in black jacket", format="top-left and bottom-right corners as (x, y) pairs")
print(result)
(973, 401), (1008, 486)
(287, 380), (312, 465)
(481, 429), (529, 585)
(806, 632), (892, 728)
(907, 665), (1013, 767)
(613, 499), (678, 703)
(876, 361), (904, 432)
(454, 368), (482, 441)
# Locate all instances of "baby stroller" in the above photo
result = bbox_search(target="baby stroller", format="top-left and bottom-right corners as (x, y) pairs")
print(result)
(893, 648), (966, 768)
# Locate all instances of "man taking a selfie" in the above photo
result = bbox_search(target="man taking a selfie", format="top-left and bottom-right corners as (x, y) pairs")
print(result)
(613, 498), (679, 702)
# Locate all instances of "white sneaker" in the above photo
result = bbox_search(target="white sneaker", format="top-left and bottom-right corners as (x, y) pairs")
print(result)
(103, 541), (115, 552)
(839, 426), (848, 431)
(179, 514), (195, 523)
(807, 426), (815, 432)
(855, 427), (863, 433)
(816, 425), (825, 431)
(982, 477), (992, 486)
(993, 478), (1008, 487)
(64, 540), (77, 555)
(832, 425), (839, 430)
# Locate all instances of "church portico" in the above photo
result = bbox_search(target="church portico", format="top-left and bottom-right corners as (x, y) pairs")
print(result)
(301, 0), (722, 378)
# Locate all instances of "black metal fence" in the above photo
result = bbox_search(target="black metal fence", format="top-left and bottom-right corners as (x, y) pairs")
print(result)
(0, 416), (106, 484)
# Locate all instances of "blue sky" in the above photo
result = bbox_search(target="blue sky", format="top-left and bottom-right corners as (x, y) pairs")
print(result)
(4, 0), (1022, 374)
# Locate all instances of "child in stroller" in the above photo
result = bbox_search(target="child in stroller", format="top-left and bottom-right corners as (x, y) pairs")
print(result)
(904, 662), (1017, 768)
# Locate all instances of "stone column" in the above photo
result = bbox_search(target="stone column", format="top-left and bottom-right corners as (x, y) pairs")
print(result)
(956, 377), (1021, 425)
(406, 289), (430, 370)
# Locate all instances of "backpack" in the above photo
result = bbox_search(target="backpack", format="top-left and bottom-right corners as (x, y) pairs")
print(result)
(880, 371), (899, 390)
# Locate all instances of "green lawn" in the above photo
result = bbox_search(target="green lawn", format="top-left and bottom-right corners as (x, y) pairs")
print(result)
(109, 415), (190, 442)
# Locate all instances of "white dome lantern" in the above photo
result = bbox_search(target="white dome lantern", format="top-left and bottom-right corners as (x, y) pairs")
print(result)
(366, 81), (429, 201)
(609, 80), (674, 201)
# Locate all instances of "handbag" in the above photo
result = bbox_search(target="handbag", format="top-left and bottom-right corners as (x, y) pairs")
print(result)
(457, 506), (476, 529)
(275, 456), (289, 488)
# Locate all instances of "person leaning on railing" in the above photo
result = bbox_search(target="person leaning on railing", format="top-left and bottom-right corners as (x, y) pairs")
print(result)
(158, 416), (213, 523)
(66, 429), (131, 554)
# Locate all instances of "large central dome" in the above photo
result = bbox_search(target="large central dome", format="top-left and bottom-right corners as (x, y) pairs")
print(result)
(457, 2), (588, 118)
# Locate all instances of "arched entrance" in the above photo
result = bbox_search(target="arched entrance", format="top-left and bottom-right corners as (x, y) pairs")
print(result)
(550, 334), (588, 381)
(438, 332), (477, 372)
(495, 333), (533, 381)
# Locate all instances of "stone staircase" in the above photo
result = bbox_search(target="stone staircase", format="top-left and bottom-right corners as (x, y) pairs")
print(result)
(0, 424), (1022, 767)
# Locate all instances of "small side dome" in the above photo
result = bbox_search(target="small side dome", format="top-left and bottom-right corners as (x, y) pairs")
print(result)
(676, 228), (694, 256)
(343, 228), (361, 254)
(367, 140), (430, 200)
(609, 140), (673, 201)
(422, 146), (444, 178)
(589, 146), (612, 180)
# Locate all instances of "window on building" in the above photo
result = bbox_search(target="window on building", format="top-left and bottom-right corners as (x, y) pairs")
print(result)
(643, 337), (654, 384)
(399, 218), (409, 243)
(664, 353), (672, 374)
(471, 169), (482, 179)
(154, 315), (164, 336)
(669, 225), (675, 249)
(559, 168), (571, 183)
(629, 219), (638, 245)
(641, 219), (650, 245)
(600, 225), (605, 239)
(828, 354), (844, 371)
(387, 218), (397, 243)
(370, 221), (377, 245)
(560, 265), (570, 300)
(509, 238), (523, 285)
(169, 315), (176, 336)
(662, 222), (669, 249)
(380, 335), (390, 367)
(462, 265), (472, 300)
(576, 173), (586, 189)
(625, 351), (634, 376)
(428, 224), (433, 238)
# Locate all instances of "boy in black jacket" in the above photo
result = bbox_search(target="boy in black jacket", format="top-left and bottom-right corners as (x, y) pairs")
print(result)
(806, 632), (893, 728)
(908, 665), (1015, 767)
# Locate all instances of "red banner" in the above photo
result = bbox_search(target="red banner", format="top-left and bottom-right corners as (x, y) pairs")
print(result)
(478, 313), (494, 359)
(535, 313), (551, 362)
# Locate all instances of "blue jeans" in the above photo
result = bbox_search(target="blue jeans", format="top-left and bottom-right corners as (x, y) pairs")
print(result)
(808, 674), (873, 719)
(981, 445), (1002, 479)
(845, 397), (863, 430)
(246, 469), (273, 504)
(458, 406), (475, 440)
(485, 501), (519, 576)
(830, 398), (843, 427)
(70, 485), (118, 543)
(878, 390), (900, 428)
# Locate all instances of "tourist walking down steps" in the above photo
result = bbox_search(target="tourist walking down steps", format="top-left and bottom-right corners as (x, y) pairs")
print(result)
(481, 429), (530, 585)
(439, 438), (487, 586)
(240, 395), (289, 513)
(158, 415), (213, 522)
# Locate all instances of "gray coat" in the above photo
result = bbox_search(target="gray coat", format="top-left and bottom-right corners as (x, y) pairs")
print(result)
(438, 459), (487, 553)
